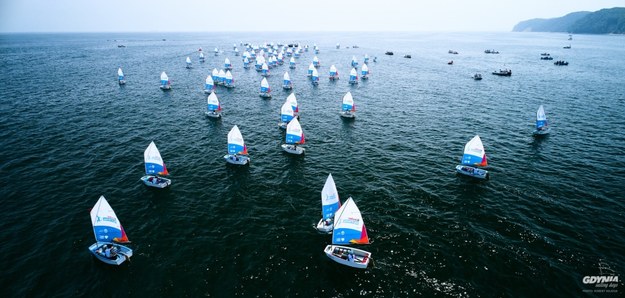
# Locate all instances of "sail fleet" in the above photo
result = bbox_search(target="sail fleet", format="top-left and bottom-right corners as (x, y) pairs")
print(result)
(102, 41), (552, 269)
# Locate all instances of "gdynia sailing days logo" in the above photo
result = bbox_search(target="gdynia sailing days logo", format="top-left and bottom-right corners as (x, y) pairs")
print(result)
(582, 261), (620, 294)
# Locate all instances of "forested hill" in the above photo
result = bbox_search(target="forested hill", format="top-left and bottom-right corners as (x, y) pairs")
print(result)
(513, 7), (625, 34)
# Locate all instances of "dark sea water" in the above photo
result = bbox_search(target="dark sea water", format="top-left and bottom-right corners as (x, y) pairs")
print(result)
(1, 32), (624, 297)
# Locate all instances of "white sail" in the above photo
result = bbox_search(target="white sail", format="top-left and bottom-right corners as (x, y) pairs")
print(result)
(283, 72), (290, 81)
(160, 72), (168, 81)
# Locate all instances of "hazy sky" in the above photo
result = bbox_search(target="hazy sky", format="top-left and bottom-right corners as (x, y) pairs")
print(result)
(0, 0), (622, 32)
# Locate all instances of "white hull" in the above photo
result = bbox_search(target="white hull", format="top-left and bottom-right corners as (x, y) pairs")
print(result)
(140, 175), (172, 188)
(224, 154), (250, 165)
(205, 111), (222, 118)
(316, 218), (333, 233)
(324, 245), (371, 269)
(533, 127), (550, 136)
(88, 242), (132, 265)
(204, 89), (215, 94)
(339, 111), (355, 118)
(278, 122), (288, 129)
(455, 165), (489, 180)
(281, 144), (305, 155)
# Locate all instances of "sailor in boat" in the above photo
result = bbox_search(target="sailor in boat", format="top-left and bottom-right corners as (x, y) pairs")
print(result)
(104, 244), (118, 259)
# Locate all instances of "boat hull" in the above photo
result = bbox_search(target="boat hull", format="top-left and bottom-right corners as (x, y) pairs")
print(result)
(160, 85), (172, 91)
(259, 93), (272, 99)
(88, 242), (132, 265)
(118, 80), (126, 85)
(281, 144), (305, 155)
(316, 218), (333, 234)
(224, 154), (250, 165)
(533, 127), (551, 136)
(140, 175), (172, 188)
(349, 80), (358, 85)
(324, 245), (371, 269)
(455, 165), (489, 180)
(205, 111), (222, 118)
(339, 111), (355, 119)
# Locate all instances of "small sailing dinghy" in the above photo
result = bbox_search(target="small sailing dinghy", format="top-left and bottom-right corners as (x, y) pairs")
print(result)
(287, 92), (299, 118)
(329, 65), (339, 81)
(281, 117), (305, 155)
(279, 100), (294, 129)
(217, 69), (226, 86)
(533, 105), (550, 136)
(313, 56), (320, 68)
(224, 58), (232, 70)
(351, 56), (358, 68)
(259, 77), (271, 99)
(140, 141), (172, 188)
(224, 125), (250, 165)
(204, 75), (216, 94)
(160, 72), (171, 90)
(289, 57), (296, 69)
(243, 57), (251, 69)
(261, 63), (270, 77)
(348, 68), (358, 85)
(199, 51), (205, 63)
(361, 63), (369, 80)
(224, 70), (235, 88)
(117, 68), (126, 85)
(307, 63), (315, 77)
(455, 135), (489, 180)
(323, 197), (371, 269)
(282, 71), (293, 90)
(185, 56), (192, 69)
(205, 92), (222, 118)
(311, 68), (319, 86)
(88, 195), (132, 265)
(316, 173), (341, 233)
(339, 91), (356, 119)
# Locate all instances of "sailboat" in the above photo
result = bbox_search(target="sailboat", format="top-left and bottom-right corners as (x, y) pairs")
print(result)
(307, 63), (315, 77)
(279, 100), (294, 129)
(224, 125), (250, 165)
(88, 195), (133, 265)
(348, 68), (358, 85)
(282, 117), (305, 155)
(199, 51), (205, 62)
(363, 54), (369, 65)
(311, 68), (319, 86)
(140, 141), (172, 188)
(289, 57), (296, 69)
(217, 69), (226, 86)
(361, 63), (369, 79)
(234, 47), (240, 56)
(329, 65), (339, 81)
(455, 135), (490, 179)
(224, 70), (235, 88)
(339, 91), (356, 118)
(282, 71), (293, 90)
(160, 72), (171, 90)
(185, 56), (192, 69)
(243, 57), (251, 69)
(261, 63), (270, 77)
(205, 92), (222, 118)
(277, 52), (284, 65)
(259, 77), (271, 99)
(313, 56), (320, 68)
(211, 68), (219, 83)
(224, 58), (232, 70)
(214, 47), (219, 56)
(323, 197), (371, 269)
(287, 92), (299, 118)
(204, 75), (215, 94)
(117, 68), (126, 85)
(351, 56), (358, 68)
(533, 105), (550, 135)
(316, 174), (341, 233)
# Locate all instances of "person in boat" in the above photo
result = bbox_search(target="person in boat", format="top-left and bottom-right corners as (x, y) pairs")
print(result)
(324, 218), (332, 226)
(347, 251), (354, 262)
(104, 245), (116, 259)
